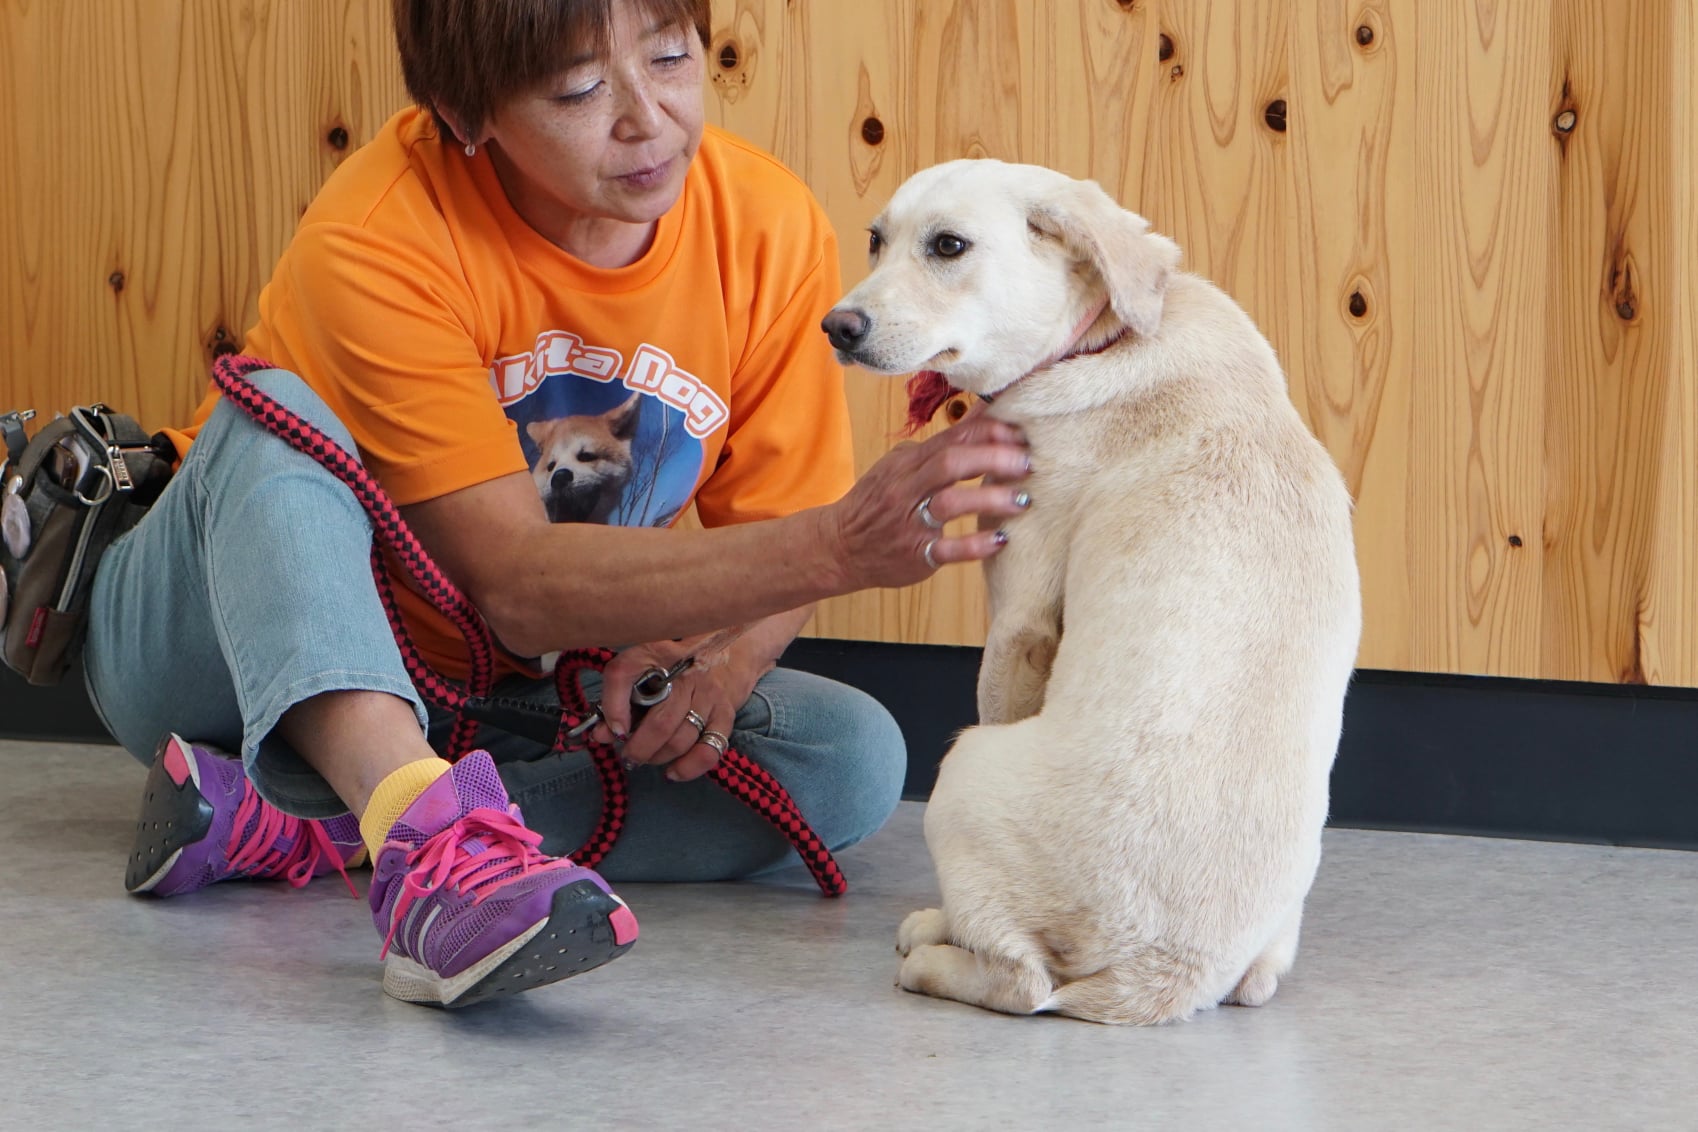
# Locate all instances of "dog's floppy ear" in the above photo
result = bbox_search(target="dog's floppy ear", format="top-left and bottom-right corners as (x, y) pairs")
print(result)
(1028, 179), (1182, 337)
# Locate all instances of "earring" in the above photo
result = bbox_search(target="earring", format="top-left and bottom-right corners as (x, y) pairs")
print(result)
(464, 141), (476, 157)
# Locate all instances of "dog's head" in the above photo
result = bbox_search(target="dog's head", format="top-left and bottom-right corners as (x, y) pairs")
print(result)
(526, 392), (641, 524)
(822, 160), (1181, 398)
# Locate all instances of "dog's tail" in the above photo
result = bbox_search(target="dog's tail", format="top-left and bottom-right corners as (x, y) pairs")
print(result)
(1041, 945), (1212, 1026)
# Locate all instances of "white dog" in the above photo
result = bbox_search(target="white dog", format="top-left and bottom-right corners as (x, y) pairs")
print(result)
(823, 160), (1361, 1024)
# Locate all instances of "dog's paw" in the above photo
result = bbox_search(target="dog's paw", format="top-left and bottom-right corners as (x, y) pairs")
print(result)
(1225, 964), (1281, 1008)
(897, 908), (949, 955)
(898, 944), (949, 995)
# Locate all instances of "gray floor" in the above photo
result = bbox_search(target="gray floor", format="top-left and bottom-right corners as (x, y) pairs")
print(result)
(2, 741), (1695, 1132)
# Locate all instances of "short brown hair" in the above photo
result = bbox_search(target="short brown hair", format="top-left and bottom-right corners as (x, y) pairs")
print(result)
(393, 0), (712, 142)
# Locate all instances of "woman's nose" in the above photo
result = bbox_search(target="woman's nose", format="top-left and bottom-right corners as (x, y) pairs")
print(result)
(613, 77), (665, 138)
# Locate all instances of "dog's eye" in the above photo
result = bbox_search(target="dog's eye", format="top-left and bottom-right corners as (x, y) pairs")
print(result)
(930, 233), (970, 259)
(545, 460), (557, 472)
(867, 229), (882, 257)
(577, 449), (596, 463)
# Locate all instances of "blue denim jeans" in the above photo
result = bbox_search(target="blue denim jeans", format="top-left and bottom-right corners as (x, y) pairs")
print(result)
(83, 369), (905, 881)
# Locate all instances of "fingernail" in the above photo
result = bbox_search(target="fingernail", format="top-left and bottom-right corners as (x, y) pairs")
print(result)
(665, 767), (684, 782)
(613, 729), (628, 741)
(1013, 491), (1031, 509)
(1023, 454), (1034, 473)
(994, 529), (1010, 546)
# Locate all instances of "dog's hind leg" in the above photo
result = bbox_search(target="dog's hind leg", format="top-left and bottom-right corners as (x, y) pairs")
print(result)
(896, 908), (951, 955)
(1225, 902), (1303, 1008)
(1045, 947), (1213, 1025)
(898, 944), (1053, 1015)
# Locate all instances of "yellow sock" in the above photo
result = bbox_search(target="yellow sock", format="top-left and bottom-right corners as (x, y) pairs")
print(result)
(359, 758), (452, 858)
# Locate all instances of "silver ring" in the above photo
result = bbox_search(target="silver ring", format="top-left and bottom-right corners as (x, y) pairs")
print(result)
(915, 495), (944, 530)
(699, 729), (729, 756)
(922, 537), (940, 570)
(684, 709), (708, 734)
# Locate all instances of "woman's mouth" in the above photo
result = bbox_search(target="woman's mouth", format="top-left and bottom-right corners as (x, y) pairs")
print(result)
(616, 159), (674, 191)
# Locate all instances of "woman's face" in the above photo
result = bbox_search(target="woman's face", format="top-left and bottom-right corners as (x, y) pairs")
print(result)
(476, 5), (706, 262)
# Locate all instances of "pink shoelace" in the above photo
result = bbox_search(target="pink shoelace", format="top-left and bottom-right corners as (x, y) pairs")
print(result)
(379, 807), (576, 960)
(228, 786), (357, 896)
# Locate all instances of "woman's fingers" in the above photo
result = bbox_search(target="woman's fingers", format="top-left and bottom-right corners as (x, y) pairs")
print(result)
(920, 526), (1013, 570)
(617, 689), (690, 765)
(829, 413), (1033, 588)
(663, 703), (733, 782)
(916, 483), (1033, 528)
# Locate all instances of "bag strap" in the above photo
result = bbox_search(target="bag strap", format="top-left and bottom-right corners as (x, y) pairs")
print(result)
(12, 415), (79, 486)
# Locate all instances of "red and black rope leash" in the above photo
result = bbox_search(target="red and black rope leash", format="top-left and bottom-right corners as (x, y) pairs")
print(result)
(211, 354), (846, 896)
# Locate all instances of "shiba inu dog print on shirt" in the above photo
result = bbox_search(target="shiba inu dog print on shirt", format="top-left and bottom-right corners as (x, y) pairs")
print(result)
(497, 330), (728, 528)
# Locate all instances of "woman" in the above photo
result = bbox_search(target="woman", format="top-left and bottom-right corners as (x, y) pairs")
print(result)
(81, 0), (1032, 1009)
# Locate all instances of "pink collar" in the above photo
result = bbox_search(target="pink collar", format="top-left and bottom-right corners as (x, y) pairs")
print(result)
(1005, 297), (1122, 390)
(903, 298), (1123, 432)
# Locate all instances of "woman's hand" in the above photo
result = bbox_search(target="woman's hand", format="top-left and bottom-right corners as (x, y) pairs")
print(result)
(593, 638), (755, 782)
(822, 412), (1033, 590)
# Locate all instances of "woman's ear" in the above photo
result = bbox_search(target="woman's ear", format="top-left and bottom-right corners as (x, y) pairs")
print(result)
(1028, 180), (1182, 337)
(433, 106), (484, 150)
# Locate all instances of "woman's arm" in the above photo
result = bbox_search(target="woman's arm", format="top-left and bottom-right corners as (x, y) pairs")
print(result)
(400, 413), (1031, 658)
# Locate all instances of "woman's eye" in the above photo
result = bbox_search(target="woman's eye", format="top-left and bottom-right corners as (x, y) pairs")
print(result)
(554, 70), (604, 103)
(931, 233), (969, 258)
(655, 52), (690, 67)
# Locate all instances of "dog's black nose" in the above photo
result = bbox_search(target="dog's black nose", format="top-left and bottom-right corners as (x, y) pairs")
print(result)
(550, 468), (575, 491)
(821, 309), (871, 353)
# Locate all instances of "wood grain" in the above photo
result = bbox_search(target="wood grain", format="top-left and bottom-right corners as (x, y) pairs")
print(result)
(0, 0), (405, 432)
(1643, 0), (1698, 687)
(3, 0), (1696, 685)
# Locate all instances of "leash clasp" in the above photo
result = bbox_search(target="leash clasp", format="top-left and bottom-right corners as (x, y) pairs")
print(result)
(563, 655), (697, 742)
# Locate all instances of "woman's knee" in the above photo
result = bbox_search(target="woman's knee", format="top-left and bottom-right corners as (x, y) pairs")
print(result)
(743, 669), (908, 850)
(197, 368), (361, 460)
(827, 694), (907, 849)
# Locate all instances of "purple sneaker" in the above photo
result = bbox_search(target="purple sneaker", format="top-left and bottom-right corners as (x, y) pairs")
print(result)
(370, 750), (638, 1008)
(125, 734), (364, 897)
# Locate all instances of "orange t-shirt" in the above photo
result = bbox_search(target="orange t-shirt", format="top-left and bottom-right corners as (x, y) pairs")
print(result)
(170, 108), (854, 681)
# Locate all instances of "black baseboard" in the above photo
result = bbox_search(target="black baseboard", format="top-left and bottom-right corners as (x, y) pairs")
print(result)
(0, 666), (110, 743)
(7, 642), (1697, 850)
(777, 638), (1698, 851)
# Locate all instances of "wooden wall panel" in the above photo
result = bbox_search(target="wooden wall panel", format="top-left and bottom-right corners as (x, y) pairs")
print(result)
(1543, 0), (1679, 684)
(1644, 0), (1698, 686)
(1405, 2), (1554, 680)
(0, 0), (404, 431)
(3, 0), (1696, 686)
(1283, 0), (1417, 673)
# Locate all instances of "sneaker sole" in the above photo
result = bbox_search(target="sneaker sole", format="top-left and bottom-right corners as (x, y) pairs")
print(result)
(381, 879), (638, 1009)
(125, 736), (216, 895)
